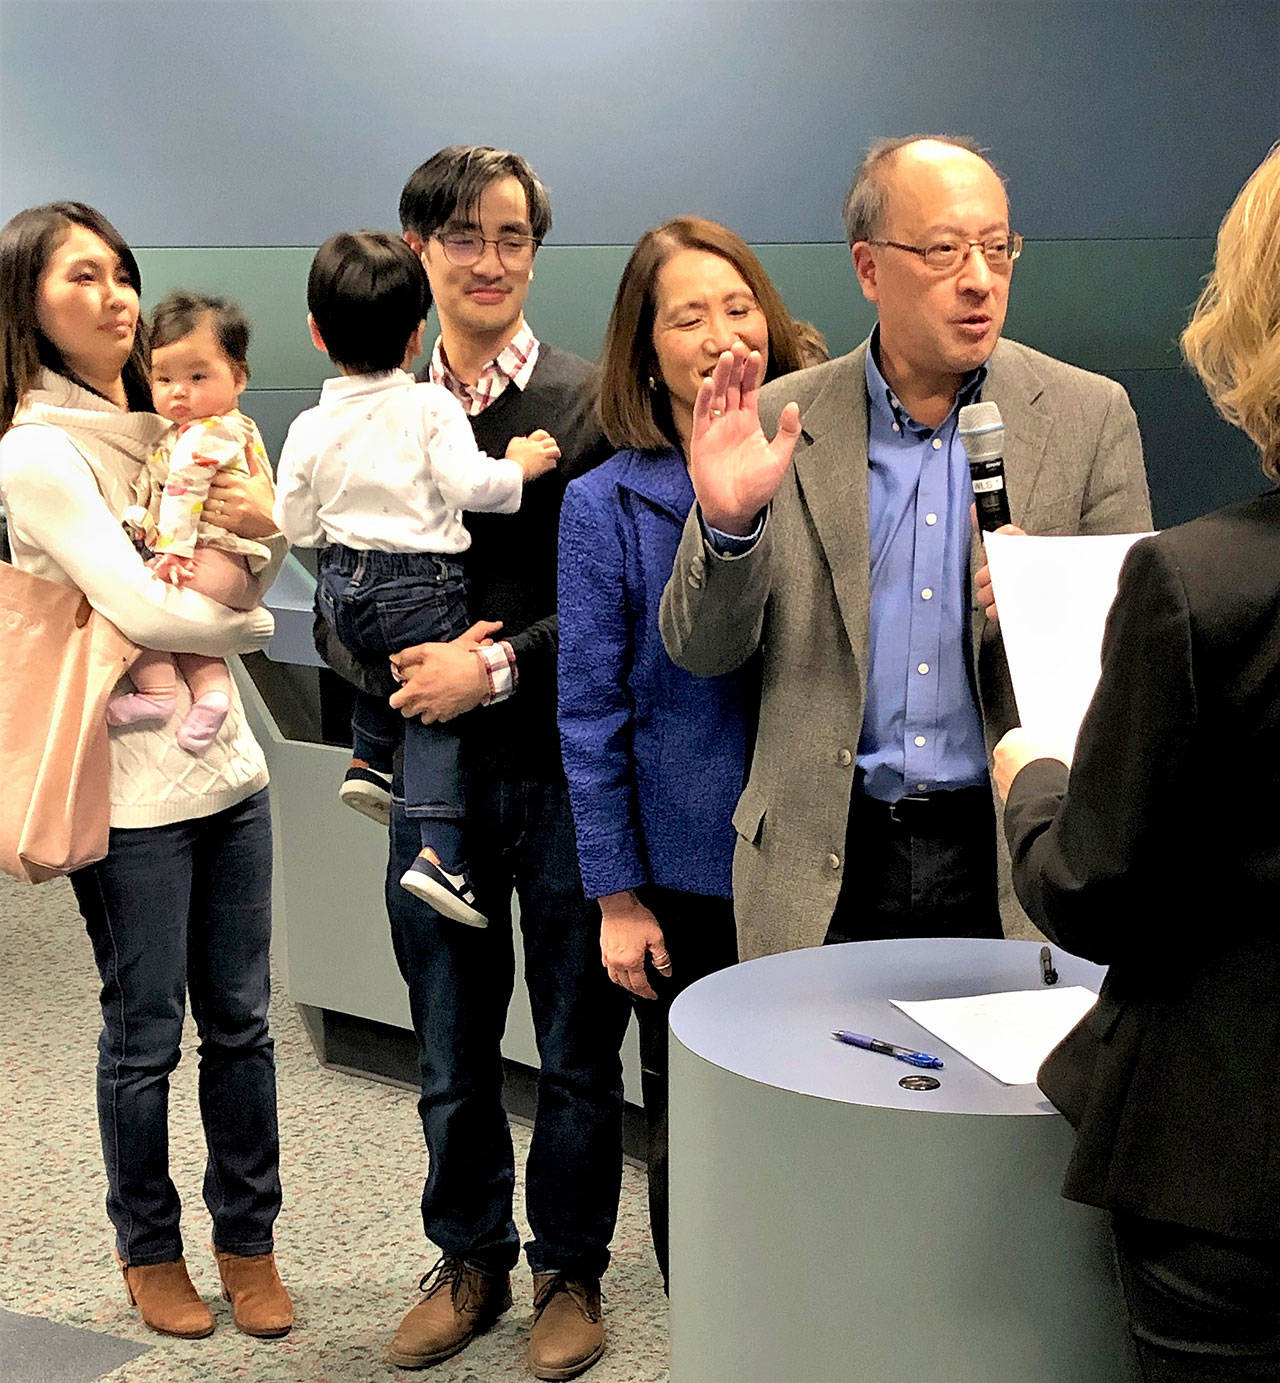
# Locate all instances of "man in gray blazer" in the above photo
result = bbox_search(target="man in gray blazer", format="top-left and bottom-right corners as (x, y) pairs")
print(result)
(660, 135), (1152, 961)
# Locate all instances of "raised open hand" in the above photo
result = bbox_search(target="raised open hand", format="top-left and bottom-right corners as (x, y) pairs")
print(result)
(688, 342), (802, 535)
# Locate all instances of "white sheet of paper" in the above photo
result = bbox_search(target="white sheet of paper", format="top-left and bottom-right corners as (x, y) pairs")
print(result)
(984, 530), (1152, 755)
(891, 986), (1098, 1085)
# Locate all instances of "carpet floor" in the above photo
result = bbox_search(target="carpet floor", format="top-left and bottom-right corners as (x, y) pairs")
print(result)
(0, 872), (669, 1382)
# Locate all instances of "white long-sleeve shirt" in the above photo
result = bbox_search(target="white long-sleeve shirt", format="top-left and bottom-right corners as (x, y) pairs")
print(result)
(273, 370), (523, 553)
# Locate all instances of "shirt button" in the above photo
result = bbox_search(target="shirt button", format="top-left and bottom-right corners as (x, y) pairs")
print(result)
(891, 422), (900, 433)
(917, 662), (930, 675)
(921, 588), (933, 600)
(914, 735), (927, 747)
(925, 513), (938, 526)
(931, 438), (943, 451)
(837, 748), (853, 766)
(827, 853), (842, 871)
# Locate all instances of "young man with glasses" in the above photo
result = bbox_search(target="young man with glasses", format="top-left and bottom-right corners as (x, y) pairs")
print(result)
(661, 135), (1152, 961)
(319, 145), (627, 1379)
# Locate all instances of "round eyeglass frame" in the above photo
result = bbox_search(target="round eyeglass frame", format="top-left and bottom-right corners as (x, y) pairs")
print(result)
(433, 231), (540, 271)
(868, 233), (1023, 272)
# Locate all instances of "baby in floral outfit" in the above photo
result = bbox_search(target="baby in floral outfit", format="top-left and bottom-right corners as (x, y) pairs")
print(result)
(111, 292), (272, 754)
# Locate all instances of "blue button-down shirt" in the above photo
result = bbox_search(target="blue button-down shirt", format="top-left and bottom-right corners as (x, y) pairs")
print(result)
(858, 338), (990, 802)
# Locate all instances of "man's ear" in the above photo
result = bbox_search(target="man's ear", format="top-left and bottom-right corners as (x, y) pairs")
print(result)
(403, 229), (426, 259)
(307, 313), (327, 354)
(851, 243), (879, 305)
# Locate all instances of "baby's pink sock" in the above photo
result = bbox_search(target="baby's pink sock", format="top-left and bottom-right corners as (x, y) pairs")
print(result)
(107, 690), (177, 727)
(176, 691), (230, 756)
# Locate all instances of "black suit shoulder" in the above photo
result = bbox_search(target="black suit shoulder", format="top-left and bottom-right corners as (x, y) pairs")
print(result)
(1147, 486), (1280, 592)
(1136, 487), (1280, 662)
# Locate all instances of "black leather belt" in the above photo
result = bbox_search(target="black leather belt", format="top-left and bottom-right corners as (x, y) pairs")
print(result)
(857, 785), (991, 832)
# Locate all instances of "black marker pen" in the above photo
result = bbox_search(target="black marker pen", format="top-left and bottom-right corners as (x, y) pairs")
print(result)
(1040, 945), (1058, 985)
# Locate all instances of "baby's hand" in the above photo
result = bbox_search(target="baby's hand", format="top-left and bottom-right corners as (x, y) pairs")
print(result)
(506, 429), (561, 481)
(149, 553), (197, 586)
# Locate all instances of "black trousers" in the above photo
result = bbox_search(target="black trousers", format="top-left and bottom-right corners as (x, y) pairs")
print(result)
(825, 784), (1002, 944)
(1113, 1214), (1280, 1382)
(631, 885), (738, 1290)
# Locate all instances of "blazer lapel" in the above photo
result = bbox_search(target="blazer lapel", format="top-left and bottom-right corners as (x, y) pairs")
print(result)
(983, 340), (1051, 524)
(790, 348), (871, 661)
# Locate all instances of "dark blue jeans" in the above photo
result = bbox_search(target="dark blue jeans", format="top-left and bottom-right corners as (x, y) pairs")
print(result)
(69, 788), (280, 1267)
(317, 545), (469, 830)
(385, 772), (630, 1278)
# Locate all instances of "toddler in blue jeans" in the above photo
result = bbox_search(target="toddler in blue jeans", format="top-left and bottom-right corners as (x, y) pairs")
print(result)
(274, 231), (557, 925)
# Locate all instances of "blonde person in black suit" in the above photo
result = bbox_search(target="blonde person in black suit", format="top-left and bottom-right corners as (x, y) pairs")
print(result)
(994, 142), (1280, 1381)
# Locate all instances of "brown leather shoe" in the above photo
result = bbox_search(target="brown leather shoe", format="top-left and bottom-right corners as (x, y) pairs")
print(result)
(527, 1272), (605, 1380)
(118, 1255), (215, 1339)
(387, 1255), (512, 1369)
(212, 1248), (294, 1337)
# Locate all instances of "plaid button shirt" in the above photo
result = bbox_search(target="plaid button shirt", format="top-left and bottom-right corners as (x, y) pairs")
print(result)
(428, 323), (542, 703)
(429, 322), (539, 417)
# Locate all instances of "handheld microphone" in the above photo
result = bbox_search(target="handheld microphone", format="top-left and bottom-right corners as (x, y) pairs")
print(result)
(958, 401), (1012, 532)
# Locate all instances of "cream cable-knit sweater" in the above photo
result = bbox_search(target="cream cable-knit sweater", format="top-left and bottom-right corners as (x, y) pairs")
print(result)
(0, 371), (285, 828)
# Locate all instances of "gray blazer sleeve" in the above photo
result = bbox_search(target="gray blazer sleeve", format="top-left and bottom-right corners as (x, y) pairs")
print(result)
(659, 504), (773, 678)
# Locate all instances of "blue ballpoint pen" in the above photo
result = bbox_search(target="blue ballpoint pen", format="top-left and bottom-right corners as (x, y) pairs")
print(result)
(831, 1030), (944, 1069)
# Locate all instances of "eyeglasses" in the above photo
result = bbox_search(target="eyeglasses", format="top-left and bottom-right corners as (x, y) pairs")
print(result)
(869, 233), (1023, 272)
(434, 230), (540, 271)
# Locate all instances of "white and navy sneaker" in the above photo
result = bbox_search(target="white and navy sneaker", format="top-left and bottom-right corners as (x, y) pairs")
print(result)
(400, 848), (489, 928)
(339, 760), (393, 826)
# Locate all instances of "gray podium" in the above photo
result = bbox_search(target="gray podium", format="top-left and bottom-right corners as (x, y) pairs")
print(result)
(668, 937), (1137, 1383)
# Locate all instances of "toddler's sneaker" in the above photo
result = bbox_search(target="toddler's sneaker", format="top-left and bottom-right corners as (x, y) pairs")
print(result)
(400, 848), (488, 928)
(339, 760), (393, 825)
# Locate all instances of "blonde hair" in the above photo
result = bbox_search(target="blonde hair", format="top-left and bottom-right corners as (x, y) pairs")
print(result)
(1181, 142), (1280, 478)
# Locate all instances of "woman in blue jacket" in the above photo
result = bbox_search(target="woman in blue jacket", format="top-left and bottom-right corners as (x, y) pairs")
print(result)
(558, 217), (804, 1286)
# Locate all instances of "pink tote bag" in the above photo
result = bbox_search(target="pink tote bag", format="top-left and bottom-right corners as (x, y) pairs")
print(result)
(0, 560), (136, 882)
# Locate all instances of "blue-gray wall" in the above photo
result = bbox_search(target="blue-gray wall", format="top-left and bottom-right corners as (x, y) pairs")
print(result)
(5, 0), (1279, 524)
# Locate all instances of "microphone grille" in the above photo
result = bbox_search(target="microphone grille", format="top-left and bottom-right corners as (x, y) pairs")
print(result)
(958, 401), (1004, 463)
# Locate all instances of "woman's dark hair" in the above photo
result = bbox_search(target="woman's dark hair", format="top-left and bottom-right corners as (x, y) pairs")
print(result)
(151, 291), (251, 377)
(0, 201), (151, 434)
(597, 217), (805, 452)
(307, 231), (430, 375)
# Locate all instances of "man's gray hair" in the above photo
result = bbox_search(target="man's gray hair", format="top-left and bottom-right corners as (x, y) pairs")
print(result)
(841, 135), (998, 247)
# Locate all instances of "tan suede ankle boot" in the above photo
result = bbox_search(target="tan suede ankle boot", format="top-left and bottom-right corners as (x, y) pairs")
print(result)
(527, 1272), (605, 1380)
(212, 1248), (294, 1337)
(118, 1256), (215, 1339)
(387, 1255), (511, 1369)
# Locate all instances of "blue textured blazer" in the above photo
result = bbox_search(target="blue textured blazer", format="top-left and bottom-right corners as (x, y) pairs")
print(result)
(558, 447), (747, 900)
